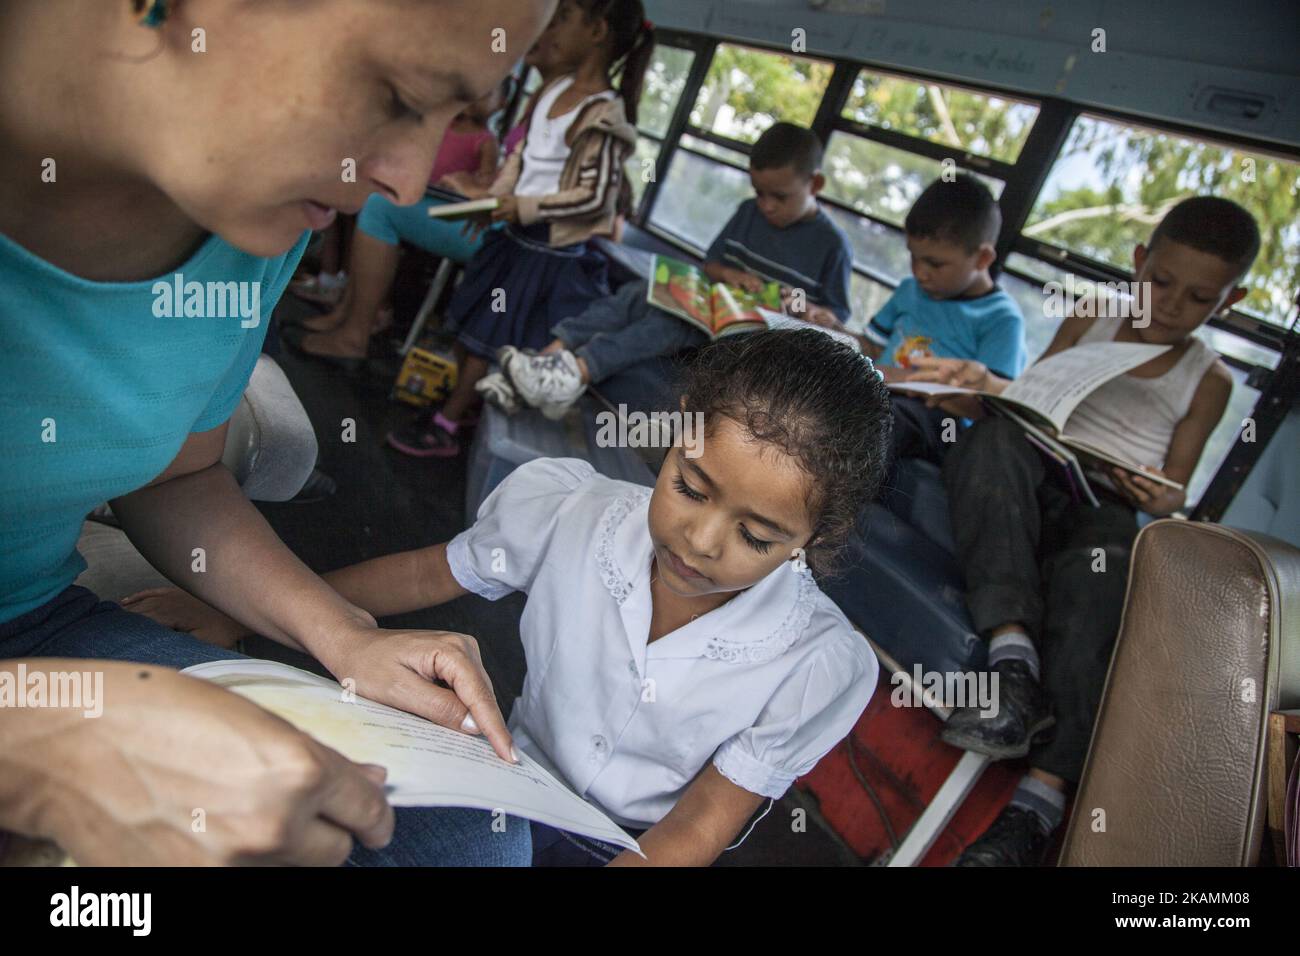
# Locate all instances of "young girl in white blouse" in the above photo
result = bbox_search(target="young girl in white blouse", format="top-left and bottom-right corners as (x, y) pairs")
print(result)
(126, 328), (894, 866)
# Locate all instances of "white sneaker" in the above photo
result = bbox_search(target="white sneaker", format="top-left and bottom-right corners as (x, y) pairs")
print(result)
(475, 371), (522, 415)
(500, 347), (586, 419)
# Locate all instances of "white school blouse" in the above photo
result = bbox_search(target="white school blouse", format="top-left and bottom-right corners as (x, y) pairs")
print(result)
(446, 457), (878, 829)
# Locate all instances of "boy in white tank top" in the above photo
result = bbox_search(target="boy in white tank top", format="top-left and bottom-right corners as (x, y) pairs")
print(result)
(904, 197), (1261, 865)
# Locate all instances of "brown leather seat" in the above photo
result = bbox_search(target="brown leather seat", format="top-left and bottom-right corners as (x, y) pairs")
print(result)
(1060, 519), (1300, 866)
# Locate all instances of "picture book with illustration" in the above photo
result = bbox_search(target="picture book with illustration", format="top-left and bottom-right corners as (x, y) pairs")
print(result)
(647, 254), (786, 338)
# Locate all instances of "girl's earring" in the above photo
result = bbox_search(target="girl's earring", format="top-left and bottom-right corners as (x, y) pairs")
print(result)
(133, 0), (169, 28)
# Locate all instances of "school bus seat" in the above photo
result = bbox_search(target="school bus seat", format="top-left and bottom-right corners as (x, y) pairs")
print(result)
(1223, 407), (1300, 548)
(821, 457), (984, 678)
(1060, 519), (1300, 866)
(464, 397), (657, 527)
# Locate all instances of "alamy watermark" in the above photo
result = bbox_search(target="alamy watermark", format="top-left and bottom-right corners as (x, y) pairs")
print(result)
(0, 663), (103, 718)
(1043, 275), (1150, 328)
(890, 664), (1000, 718)
(595, 404), (705, 459)
(152, 274), (262, 329)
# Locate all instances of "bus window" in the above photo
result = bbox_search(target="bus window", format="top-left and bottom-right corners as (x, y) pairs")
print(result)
(690, 42), (834, 142)
(1023, 114), (1300, 327)
(841, 69), (1040, 164)
(629, 44), (697, 207)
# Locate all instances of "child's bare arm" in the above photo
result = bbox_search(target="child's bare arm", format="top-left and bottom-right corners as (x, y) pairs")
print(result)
(318, 543), (469, 618)
(1110, 361), (1232, 516)
(125, 544), (469, 642)
(606, 763), (766, 867)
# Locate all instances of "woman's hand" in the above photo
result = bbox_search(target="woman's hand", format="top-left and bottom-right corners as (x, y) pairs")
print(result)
(1109, 466), (1184, 516)
(121, 587), (249, 649)
(5, 661), (395, 866)
(321, 626), (516, 764)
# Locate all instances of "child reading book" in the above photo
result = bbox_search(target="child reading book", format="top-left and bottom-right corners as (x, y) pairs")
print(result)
(386, 0), (653, 458)
(476, 121), (855, 419)
(905, 196), (1259, 866)
(842, 174), (1026, 465)
(122, 329), (894, 866)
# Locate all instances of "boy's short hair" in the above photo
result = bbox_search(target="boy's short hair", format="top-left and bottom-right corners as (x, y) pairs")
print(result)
(904, 174), (1001, 252)
(1148, 196), (1261, 277)
(750, 122), (824, 178)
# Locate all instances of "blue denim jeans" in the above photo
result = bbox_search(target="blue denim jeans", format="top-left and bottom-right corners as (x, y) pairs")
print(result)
(0, 585), (531, 866)
(550, 279), (705, 384)
(529, 820), (643, 867)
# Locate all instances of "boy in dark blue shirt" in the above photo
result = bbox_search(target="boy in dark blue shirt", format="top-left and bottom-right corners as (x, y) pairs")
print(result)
(479, 122), (855, 419)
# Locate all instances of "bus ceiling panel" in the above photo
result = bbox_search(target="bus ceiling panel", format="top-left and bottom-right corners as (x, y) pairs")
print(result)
(648, 0), (1074, 96)
(644, 1), (1300, 149)
(1064, 56), (1298, 150)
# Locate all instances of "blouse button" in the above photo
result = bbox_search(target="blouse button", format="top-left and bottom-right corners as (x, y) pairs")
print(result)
(627, 660), (638, 678)
(591, 735), (608, 759)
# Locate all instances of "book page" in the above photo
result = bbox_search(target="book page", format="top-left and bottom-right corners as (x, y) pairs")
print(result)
(649, 254), (714, 335)
(1060, 437), (1185, 490)
(182, 659), (641, 855)
(711, 280), (784, 332)
(1000, 341), (1170, 433)
(995, 404), (1100, 507)
(760, 310), (860, 350)
(885, 381), (980, 398)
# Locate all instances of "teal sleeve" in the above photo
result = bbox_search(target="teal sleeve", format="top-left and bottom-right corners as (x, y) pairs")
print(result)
(866, 285), (904, 346)
(191, 233), (310, 432)
(977, 300), (1029, 380)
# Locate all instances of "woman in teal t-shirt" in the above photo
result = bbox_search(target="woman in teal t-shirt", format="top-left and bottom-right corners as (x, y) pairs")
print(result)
(0, 0), (554, 866)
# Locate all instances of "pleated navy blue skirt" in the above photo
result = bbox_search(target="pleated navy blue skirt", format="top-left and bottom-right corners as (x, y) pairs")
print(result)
(448, 223), (610, 359)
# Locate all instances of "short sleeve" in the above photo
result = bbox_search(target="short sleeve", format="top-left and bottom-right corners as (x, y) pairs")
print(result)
(865, 281), (907, 348)
(818, 237), (854, 322)
(977, 295), (1028, 379)
(704, 203), (749, 265)
(192, 232), (311, 432)
(713, 634), (878, 798)
(446, 457), (597, 599)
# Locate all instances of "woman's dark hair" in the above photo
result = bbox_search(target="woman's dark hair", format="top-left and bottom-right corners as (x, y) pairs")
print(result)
(574, 0), (655, 126)
(678, 329), (894, 576)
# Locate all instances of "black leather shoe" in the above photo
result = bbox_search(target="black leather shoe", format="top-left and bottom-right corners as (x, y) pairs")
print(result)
(940, 659), (1055, 759)
(953, 805), (1053, 866)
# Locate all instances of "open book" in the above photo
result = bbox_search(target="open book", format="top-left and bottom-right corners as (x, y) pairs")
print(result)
(648, 254), (786, 338)
(889, 341), (1183, 506)
(183, 659), (642, 857)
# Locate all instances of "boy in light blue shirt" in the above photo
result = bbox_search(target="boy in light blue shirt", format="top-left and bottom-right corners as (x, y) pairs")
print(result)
(851, 175), (1026, 463)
